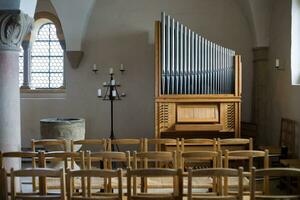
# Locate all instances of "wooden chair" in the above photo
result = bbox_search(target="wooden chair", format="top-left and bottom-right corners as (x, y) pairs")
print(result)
(217, 138), (253, 153)
(259, 118), (296, 160)
(107, 138), (143, 152)
(250, 167), (300, 200)
(224, 150), (269, 194)
(71, 139), (107, 152)
(187, 167), (244, 200)
(85, 151), (130, 190)
(10, 168), (65, 200)
(133, 151), (177, 192)
(127, 167), (183, 200)
(181, 138), (217, 152)
(66, 168), (123, 200)
(32, 139), (67, 191)
(0, 151), (39, 193)
(38, 151), (85, 191)
(180, 151), (221, 192)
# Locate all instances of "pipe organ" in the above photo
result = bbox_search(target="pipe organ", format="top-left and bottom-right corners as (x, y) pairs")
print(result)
(155, 13), (242, 139)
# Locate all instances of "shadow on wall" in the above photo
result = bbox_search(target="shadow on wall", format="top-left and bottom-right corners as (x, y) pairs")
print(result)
(72, 31), (155, 141)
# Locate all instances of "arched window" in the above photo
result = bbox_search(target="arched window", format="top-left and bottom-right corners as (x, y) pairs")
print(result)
(19, 13), (65, 90)
(31, 22), (64, 88)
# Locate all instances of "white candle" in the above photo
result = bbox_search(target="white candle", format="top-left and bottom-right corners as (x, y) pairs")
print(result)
(112, 90), (117, 97)
(109, 67), (114, 74)
(275, 58), (280, 68)
(97, 88), (102, 97)
(120, 64), (124, 71)
(93, 64), (97, 71)
(111, 79), (116, 86)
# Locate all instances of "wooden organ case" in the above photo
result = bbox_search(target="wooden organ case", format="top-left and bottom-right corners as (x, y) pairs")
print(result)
(155, 13), (242, 139)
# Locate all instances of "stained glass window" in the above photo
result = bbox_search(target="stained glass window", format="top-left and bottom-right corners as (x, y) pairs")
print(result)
(19, 46), (24, 87)
(31, 23), (64, 88)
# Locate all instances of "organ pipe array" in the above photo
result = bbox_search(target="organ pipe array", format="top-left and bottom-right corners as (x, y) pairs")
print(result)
(161, 12), (235, 95)
(155, 12), (242, 139)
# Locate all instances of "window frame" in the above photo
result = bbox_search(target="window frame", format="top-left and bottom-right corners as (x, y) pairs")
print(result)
(19, 13), (66, 93)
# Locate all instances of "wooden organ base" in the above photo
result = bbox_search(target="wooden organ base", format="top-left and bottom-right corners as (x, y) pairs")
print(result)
(155, 95), (241, 139)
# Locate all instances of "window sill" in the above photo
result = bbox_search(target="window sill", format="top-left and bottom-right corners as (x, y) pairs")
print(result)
(20, 88), (66, 99)
(20, 88), (66, 93)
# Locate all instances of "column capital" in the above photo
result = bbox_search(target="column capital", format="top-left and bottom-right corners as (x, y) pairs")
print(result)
(0, 11), (33, 51)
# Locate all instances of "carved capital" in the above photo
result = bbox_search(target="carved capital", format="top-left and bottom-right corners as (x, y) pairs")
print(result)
(0, 11), (33, 51)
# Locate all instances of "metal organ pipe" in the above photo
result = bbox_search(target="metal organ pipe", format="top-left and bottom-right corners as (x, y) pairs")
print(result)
(160, 13), (236, 95)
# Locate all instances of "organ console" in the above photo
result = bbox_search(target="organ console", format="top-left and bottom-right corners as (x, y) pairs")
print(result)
(155, 13), (242, 139)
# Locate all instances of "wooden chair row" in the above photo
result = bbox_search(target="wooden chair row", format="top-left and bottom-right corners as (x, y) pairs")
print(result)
(31, 137), (253, 153)
(0, 149), (269, 199)
(0, 149), (267, 172)
(4, 167), (300, 200)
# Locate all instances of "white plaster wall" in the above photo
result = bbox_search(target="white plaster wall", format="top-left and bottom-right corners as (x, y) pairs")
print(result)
(20, 0), (253, 147)
(265, 0), (300, 155)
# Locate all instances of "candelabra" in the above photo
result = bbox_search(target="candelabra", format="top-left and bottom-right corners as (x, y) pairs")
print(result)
(93, 64), (126, 151)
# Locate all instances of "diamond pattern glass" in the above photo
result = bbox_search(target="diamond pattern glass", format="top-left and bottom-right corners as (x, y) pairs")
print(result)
(31, 23), (64, 89)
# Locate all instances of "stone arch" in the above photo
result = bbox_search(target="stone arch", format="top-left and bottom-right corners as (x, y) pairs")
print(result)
(23, 11), (65, 46)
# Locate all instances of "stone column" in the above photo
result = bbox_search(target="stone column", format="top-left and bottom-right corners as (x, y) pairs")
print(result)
(252, 47), (269, 144)
(0, 11), (33, 170)
(21, 40), (31, 89)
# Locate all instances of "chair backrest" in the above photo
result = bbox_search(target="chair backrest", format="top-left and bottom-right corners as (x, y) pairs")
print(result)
(180, 151), (221, 169)
(188, 167), (244, 200)
(0, 151), (39, 193)
(67, 168), (123, 199)
(180, 151), (221, 193)
(0, 151), (38, 169)
(71, 139), (107, 152)
(224, 150), (269, 195)
(250, 167), (300, 199)
(280, 118), (296, 155)
(127, 167), (183, 200)
(10, 168), (65, 200)
(32, 139), (67, 152)
(217, 138), (253, 153)
(86, 151), (130, 170)
(143, 138), (180, 152)
(133, 151), (177, 169)
(181, 138), (217, 152)
(224, 150), (269, 171)
(40, 151), (85, 170)
(107, 138), (143, 152)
